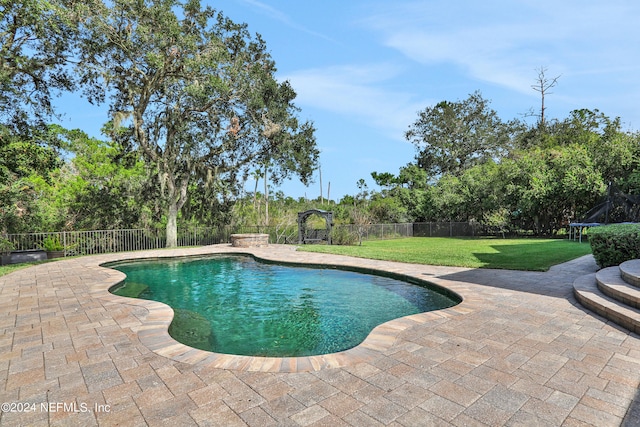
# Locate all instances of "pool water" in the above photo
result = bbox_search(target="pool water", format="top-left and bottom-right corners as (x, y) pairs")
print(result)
(110, 255), (460, 357)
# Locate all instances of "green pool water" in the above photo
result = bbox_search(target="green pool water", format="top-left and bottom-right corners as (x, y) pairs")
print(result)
(109, 255), (460, 357)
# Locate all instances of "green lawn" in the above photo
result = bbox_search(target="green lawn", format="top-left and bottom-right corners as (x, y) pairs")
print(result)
(0, 260), (54, 277)
(0, 238), (592, 276)
(1, 263), (32, 276)
(298, 237), (593, 271)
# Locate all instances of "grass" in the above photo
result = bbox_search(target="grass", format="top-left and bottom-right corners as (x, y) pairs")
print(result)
(0, 261), (48, 276)
(0, 238), (592, 276)
(0, 256), (79, 277)
(298, 237), (593, 271)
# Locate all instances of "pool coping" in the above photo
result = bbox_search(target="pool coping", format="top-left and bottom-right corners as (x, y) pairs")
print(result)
(89, 244), (481, 373)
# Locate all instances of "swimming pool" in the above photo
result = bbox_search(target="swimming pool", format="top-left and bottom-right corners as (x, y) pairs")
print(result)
(109, 254), (460, 357)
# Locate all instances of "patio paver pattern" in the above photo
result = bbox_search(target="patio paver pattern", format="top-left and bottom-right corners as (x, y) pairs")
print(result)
(1, 244), (639, 426)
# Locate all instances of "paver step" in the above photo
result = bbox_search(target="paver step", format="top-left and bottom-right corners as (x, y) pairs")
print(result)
(573, 273), (640, 334)
(596, 267), (640, 309)
(620, 259), (640, 288)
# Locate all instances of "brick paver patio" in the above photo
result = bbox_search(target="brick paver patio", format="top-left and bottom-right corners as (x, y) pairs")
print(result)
(1, 244), (639, 426)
